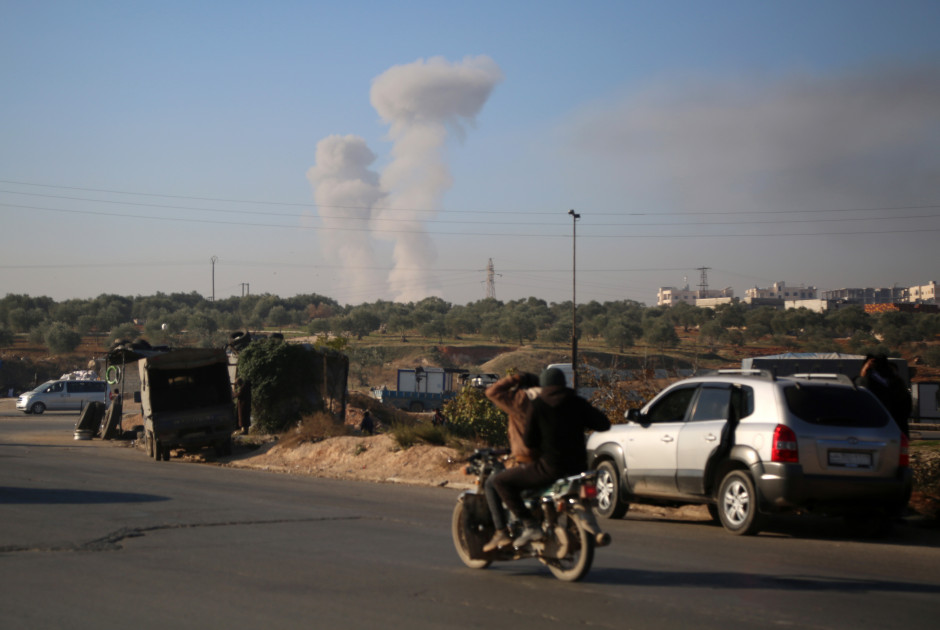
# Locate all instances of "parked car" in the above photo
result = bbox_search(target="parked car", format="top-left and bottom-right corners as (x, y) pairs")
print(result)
(586, 370), (912, 535)
(16, 379), (109, 415)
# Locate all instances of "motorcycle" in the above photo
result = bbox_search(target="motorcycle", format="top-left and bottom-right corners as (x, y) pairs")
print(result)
(451, 448), (611, 582)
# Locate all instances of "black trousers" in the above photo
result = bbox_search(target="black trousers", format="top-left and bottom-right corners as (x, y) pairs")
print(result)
(491, 461), (559, 523)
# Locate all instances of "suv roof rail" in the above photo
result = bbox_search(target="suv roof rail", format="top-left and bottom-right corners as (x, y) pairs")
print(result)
(788, 373), (856, 387)
(709, 368), (776, 380)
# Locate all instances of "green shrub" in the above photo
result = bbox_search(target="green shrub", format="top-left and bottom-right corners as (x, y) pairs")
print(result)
(237, 338), (321, 433)
(442, 387), (508, 446)
(44, 322), (81, 354)
(921, 346), (940, 368)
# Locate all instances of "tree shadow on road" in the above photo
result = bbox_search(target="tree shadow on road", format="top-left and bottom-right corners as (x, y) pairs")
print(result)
(0, 486), (169, 504)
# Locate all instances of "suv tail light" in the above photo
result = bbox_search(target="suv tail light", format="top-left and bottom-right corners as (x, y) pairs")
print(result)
(899, 433), (909, 468)
(772, 424), (799, 463)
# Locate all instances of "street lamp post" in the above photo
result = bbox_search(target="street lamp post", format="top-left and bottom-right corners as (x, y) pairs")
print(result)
(210, 255), (218, 302)
(568, 209), (580, 391)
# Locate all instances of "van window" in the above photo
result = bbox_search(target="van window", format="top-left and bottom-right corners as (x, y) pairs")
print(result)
(66, 381), (107, 393)
(44, 382), (64, 393)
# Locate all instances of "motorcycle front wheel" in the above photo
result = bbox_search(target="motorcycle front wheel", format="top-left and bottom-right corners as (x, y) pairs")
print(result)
(451, 500), (492, 569)
(546, 513), (594, 582)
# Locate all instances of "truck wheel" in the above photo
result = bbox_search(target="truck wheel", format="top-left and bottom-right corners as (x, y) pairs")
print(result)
(409, 401), (424, 412)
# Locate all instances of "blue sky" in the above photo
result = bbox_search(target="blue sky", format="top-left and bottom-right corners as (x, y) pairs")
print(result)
(2, 1), (938, 306)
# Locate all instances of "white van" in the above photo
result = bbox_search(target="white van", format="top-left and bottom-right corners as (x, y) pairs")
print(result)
(16, 379), (109, 414)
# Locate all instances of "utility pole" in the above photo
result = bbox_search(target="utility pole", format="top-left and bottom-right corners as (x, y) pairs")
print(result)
(568, 209), (581, 391)
(240, 283), (250, 297)
(210, 256), (218, 301)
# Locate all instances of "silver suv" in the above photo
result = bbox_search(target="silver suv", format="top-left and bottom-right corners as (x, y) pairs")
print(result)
(586, 370), (912, 535)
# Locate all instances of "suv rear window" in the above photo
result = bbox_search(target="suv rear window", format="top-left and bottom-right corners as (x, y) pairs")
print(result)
(783, 385), (890, 427)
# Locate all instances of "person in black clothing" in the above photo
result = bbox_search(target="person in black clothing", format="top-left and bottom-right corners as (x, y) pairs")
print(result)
(233, 378), (252, 434)
(855, 354), (912, 437)
(490, 366), (611, 548)
(360, 410), (375, 435)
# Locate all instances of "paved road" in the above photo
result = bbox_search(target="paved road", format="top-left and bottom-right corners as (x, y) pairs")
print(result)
(1, 413), (939, 630)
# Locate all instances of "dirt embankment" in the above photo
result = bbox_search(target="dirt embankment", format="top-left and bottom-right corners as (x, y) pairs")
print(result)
(227, 432), (472, 488)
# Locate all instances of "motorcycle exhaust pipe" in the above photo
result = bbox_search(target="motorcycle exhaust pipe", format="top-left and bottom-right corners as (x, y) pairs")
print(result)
(595, 532), (612, 547)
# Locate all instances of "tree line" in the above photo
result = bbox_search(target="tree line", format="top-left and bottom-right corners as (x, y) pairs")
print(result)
(0, 292), (938, 365)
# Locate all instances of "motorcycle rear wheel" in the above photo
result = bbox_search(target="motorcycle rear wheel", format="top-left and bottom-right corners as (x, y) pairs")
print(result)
(546, 514), (594, 582)
(451, 500), (492, 569)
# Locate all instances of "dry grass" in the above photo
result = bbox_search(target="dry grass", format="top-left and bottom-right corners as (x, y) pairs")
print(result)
(277, 410), (356, 449)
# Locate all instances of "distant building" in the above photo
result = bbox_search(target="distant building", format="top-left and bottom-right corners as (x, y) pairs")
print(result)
(784, 298), (830, 313)
(908, 281), (938, 304)
(695, 296), (736, 308)
(657, 285), (734, 307)
(821, 286), (908, 304)
(745, 281), (817, 300)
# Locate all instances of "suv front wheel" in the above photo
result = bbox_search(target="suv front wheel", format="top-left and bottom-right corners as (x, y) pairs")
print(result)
(717, 470), (764, 535)
(594, 461), (629, 519)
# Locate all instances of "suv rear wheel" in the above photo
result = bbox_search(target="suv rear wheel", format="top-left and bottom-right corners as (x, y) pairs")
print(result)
(717, 470), (764, 535)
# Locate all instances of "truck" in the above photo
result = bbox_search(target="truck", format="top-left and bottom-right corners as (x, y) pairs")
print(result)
(371, 366), (467, 412)
(138, 348), (237, 461)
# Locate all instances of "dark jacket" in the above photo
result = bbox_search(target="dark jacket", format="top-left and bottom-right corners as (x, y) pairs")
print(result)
(523, 386), (611, 477)
(856, 370), (912, 437)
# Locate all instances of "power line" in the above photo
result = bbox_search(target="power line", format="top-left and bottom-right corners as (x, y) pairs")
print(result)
(2, 179), (939, 217)
(4, 201), (939, 239)
(5, 188), (938, 228)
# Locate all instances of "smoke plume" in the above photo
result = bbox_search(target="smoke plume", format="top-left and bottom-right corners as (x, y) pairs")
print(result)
(305, 134), (385, 297)
(307, 55), (502, 302)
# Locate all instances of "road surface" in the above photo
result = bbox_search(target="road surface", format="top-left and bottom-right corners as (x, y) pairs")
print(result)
(1, 410), (938, 629)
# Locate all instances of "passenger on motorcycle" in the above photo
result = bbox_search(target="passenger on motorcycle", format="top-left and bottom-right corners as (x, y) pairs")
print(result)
(486, 367), (611, 550)
(482, 371), (540, 552)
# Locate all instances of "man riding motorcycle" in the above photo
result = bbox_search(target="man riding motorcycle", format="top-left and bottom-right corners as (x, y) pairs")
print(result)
(485, 367), (611, 550)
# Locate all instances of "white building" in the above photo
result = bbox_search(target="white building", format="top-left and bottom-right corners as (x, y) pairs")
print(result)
(657, 286), (734, 306)
(908, 281), (938, 304)
(745, 281), (817, 301)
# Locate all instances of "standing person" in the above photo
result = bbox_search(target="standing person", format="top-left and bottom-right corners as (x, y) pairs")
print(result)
(481, 370), (540, 552)
(360, 410), (375, 435)
(490, 367), (610, 549)
(233, 378), (252, 435)
(855, 354), (912, 437)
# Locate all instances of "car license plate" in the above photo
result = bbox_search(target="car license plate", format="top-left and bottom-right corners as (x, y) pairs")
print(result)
(828, 451), (872, 467)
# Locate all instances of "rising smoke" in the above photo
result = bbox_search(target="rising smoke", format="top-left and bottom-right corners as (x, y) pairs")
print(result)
(307, 55), (503, 302)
